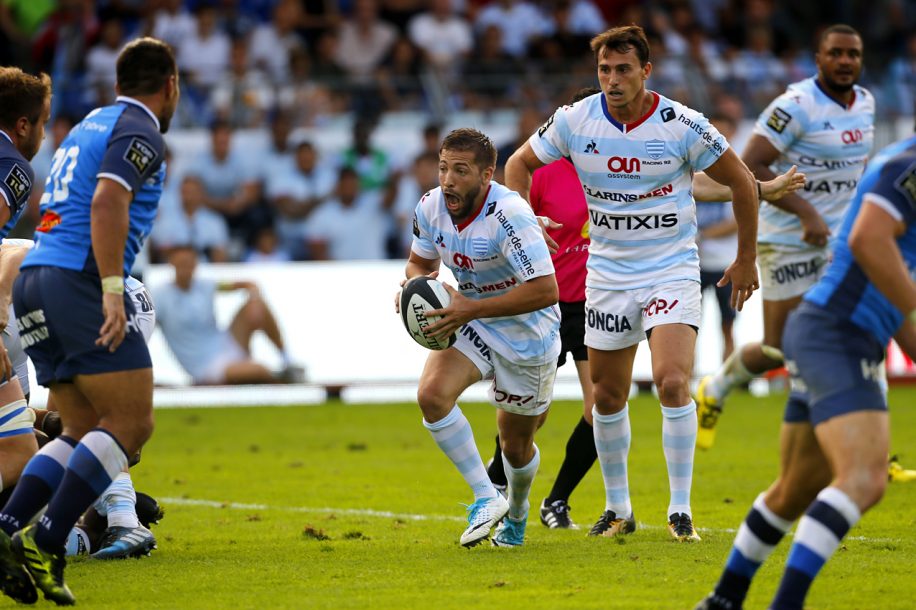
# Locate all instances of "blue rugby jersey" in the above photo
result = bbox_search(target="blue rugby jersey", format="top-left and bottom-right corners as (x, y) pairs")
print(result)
(754, 77), (874, 249)
(529, 91), (727, 290)
(23, 97), (166, 276)
(411, 182), (560, 365)
(0, 131), (35, 238)
(805, 135), (916, 344)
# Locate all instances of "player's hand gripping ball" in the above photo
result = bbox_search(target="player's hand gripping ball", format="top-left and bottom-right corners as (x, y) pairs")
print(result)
(399, 276), (456, 350)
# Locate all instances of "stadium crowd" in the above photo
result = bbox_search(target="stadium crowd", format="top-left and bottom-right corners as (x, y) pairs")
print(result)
(2, 0), (915, 264)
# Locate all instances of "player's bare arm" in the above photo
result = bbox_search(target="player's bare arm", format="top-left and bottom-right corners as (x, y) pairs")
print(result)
(848, 198), (916, 316)
(396, 251), (440, 313)
(91, 177), (132, 352)
(505, 142), (557, 252)
(425, 273), (558, 341)
(744, 135), (829, 246)
(702, 148), (759, 310)
(693, 165), (805, 202)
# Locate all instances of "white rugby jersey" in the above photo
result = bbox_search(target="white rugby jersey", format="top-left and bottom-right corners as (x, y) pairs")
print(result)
(411, 182), (560, 365)
(530, 91), (727, 290)
(754, 77), (874, 249)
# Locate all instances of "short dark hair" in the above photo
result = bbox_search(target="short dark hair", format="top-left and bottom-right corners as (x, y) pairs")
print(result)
(570, 87), (601, 104)
(0, 68), (51, 129)
(590, 25), (650, 66)
(116, 37), (177, 97)
(818, 24), (861, 50)
(440, 128), (497, 170)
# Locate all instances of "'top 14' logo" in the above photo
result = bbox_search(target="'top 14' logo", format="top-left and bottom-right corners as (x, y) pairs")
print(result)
(607, 156), (640, 174)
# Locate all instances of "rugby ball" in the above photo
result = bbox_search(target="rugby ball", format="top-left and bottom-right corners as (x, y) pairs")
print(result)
(400, 276), (456, 350)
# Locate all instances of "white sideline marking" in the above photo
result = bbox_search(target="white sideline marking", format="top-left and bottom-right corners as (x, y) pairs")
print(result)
(159, 497), (900, 543)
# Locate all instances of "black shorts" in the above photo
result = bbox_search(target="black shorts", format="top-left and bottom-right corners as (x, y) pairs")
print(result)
(558, 300), (588, 368)
(700, 270), (736, 323)
(13, 266), (152, 386)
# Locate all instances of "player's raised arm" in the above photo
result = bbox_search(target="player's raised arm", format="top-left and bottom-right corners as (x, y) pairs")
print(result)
(694, 165), (805, 202)
(702, 148), (759, 310)
(505, 141), (547, 203)
(744, 135), (829, 247)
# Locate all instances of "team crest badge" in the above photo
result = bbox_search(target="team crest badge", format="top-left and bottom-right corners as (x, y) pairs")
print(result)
(471, 237), (488, 257)
(645, 140), (665, 160)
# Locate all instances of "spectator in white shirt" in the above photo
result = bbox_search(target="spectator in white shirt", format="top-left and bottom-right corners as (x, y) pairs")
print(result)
(306, 167), (388, 261)
(178, 4), (231, 90)
(407, 0), (472, 71)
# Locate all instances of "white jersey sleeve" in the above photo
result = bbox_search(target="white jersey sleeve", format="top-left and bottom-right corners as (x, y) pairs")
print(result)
(529, 104), (573, 164)
(410, 189), (442, 261)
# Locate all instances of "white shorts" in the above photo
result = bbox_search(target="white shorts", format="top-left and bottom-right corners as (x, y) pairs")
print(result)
(126, 278), (156, 343)
(194, 332), (248, 385)
(758, 244), (828, 301)
(584, 279), (702, 351)
(2, 304), (29, 396)
(453, 325), (556, 416)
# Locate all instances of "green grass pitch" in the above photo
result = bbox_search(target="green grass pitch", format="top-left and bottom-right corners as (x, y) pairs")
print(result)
(50, 388), (915, 609)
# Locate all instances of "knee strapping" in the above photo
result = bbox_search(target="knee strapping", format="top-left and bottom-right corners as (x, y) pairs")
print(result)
(0, 399), (34, 437)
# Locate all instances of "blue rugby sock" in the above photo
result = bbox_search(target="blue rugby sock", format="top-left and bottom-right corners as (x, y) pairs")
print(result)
(34, 429), (128, 552)
(0, 436), (77, 536)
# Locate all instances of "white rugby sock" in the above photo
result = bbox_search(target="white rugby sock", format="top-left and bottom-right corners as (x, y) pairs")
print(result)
(501, 445), (539, 520)
(593, 405), (632, 518)
(662, 401), (697, 517)
(423, 406), (497, 500)
(709, 348), (754, 400)
(94, 471), (140, 528)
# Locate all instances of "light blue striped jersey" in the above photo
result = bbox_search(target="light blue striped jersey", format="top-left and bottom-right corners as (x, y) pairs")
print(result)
(754, 77), (874, 249)
(805, 135), (916, 345)
(411, 182), (560, 365)
(529, 91), (727, 290)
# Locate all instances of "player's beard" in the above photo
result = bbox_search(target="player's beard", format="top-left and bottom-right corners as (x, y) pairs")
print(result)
(444, 184), (481, 223)
(822, 73), (856, 93)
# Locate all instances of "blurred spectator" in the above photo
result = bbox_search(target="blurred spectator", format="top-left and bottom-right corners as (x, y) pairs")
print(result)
(561, 0), (607, 36)
(393, 151), (438, 256)
(377, 36), (424, 111)
(341, 119), (395, 193)
(188, 120), (263, 249)
(85, 15), (124, 106)
(266, 140), (336, 259)
(299, 0), (341, 47)
(462, 25), (520, 109)
(475, 0), (552, 58)
(151, 175), (231, 263)
(306, 167), (389, 261)
(149, 0), (195, 52)
(407, 0), (473, 72)
(244, 225), (292, 263)
(885, 31), (916, 116)
(732, 26), (788, 110)
(379, 0), (424, 33)
(210, 36), (274, 128)
(334, 0), (397, 87)
(156, 246), (303, 385)
(420, 122), (442, 156)
(177, 4), (230, 91)
(495, 106), (543, 184)
(277, 47), (341, 125)
(248, 0), (305, 83)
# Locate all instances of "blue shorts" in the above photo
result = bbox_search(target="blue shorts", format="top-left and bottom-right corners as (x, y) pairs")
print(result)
(13, 267), (152, 386)
(782, 302), (886, 426)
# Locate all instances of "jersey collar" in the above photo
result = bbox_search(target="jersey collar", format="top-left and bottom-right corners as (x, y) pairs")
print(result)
(813, 79), (857, 110)
(0, 130), (12, 145)
(454, 184), (492, 232)
(601, 91), (659, 133)
(116, 96), (161, 131)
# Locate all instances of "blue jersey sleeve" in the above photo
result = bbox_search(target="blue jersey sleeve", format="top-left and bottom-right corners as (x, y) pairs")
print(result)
(0, 157), (34, 220)
(867, 156), (916, 225)
(97, 119), (166, 193)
